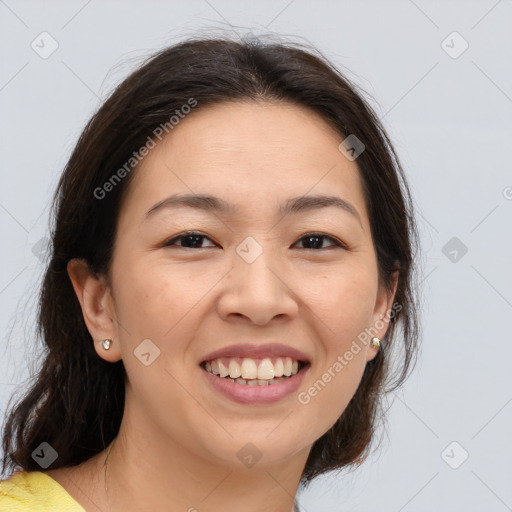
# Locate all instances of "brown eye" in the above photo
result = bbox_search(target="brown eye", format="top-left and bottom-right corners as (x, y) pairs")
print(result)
(294, 233), (346, 250)
(164, 231), (217, 249)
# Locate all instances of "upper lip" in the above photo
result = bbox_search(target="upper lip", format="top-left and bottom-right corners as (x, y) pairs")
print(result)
(200, 343), (311, 364)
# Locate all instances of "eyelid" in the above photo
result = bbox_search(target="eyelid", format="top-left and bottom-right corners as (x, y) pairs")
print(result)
(163, 231), (217, 247)
(293, 232), (347, 250)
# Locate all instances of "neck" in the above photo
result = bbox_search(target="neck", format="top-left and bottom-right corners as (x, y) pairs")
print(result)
(103, 434), (304, 512)
(98, 409), (309, 512)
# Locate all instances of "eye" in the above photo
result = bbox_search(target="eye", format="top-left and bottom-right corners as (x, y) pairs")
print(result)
(293, 232), (346, 250)
(162, 231), (346, 250)
(163, 231), (217, 249)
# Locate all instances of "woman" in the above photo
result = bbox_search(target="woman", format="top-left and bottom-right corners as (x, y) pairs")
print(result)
(0, 34), (419, 511)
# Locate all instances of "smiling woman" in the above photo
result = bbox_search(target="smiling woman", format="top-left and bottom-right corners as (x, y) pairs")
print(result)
(0, 34), (420, 512)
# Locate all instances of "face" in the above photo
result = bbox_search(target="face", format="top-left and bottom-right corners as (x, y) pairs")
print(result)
(71, 101), (396, 471)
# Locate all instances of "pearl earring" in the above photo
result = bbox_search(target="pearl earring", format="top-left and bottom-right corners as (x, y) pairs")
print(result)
(371, 337), (381, 349)
(100, 339), (112, 350)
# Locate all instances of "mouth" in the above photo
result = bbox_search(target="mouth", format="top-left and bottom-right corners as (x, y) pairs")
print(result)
(198, 343), (311, 403)
(200, 357), (310, 404)
(200, 356), (310, 386)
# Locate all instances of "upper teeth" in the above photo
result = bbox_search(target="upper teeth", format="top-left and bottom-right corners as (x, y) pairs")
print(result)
(204, 357), (300, 380)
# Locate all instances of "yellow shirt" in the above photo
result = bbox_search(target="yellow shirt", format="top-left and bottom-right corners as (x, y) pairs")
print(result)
(0, 470), (85, 511)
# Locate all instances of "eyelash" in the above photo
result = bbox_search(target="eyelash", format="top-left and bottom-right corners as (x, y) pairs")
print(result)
(162, 231), (347, 250)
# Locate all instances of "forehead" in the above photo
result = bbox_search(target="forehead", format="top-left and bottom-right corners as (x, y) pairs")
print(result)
(120, 101), (369, 227)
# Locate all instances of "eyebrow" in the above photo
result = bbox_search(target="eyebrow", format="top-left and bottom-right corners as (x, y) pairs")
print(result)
(145, 193), (362, 225)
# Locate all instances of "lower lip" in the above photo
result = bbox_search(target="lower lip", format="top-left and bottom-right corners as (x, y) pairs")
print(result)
(200, 364), (309, 404)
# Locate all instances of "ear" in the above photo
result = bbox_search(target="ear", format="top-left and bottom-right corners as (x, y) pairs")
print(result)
(366, 269), (399, 362)
(67, 258), (122, 362)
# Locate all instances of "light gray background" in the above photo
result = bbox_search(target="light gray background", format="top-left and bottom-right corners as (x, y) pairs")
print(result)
(1, 1), (511, 511)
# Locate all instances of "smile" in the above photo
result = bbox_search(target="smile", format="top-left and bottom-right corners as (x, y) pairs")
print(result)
(201, 356), (304, 385)
(200, 357), (310, 404)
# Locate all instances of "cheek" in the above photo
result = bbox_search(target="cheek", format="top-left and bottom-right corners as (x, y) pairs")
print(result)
(296, 265), (377, 426)
(303, 263), (378, 342)
(112, 259), (214, 340)
(111, 259), (231, 386)
(110, 261), (201, 424)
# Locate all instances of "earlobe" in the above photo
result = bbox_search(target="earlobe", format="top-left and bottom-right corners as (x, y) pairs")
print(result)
(367, 269), (400, 361)
(67, 258), (121, 362)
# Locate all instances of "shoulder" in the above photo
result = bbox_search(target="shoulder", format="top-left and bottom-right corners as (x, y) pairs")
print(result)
(0, 470), (86, 511)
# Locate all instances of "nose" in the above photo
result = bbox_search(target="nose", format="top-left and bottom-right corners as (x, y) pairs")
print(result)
(216, 247), (299, 326)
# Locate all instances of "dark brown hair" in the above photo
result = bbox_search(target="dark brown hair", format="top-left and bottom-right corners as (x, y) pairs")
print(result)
(1, 34), (420, 486)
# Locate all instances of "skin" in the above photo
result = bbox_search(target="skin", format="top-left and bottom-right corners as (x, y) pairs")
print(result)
(47, 100), (398, 512)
